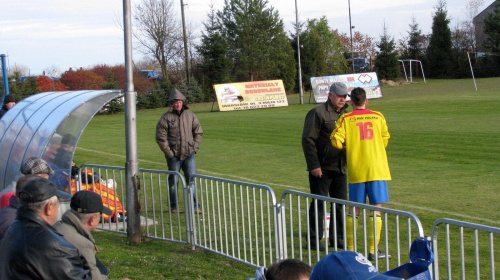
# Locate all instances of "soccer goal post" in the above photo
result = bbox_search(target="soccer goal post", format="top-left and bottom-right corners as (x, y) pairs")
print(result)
(398, 59), (426, 83)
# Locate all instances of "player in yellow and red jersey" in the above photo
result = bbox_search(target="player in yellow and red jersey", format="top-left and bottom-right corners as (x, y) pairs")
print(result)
(330, 87), (391, 261)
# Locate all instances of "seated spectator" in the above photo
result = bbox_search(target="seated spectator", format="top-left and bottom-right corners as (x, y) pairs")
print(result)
(0, 178), (91, 279)
(0, 192), (15, 208)
(54, 190), (130, 280)
(0, 157), (55, 197)
(0, 174), (39, 240)
(266, 258), (312, 280)
(310, 251), (403, 280)
(20, 157), (55, 179)
(0, 94), (16, 119)
(50, 133), (77, 170)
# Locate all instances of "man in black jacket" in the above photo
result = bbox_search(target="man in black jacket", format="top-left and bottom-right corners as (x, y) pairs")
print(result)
(0, 178), (91, 279)
(302, 82), (349, 251)
(0, 94), (16, 119)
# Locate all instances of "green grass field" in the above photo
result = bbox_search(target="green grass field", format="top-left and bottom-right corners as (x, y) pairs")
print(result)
(78, 77), (500, 279)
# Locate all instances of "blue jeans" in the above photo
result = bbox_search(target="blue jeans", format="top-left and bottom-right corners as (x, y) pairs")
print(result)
(167, 154), (198, 210)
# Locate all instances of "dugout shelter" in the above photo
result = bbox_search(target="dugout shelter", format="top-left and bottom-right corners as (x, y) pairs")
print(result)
(0, 90), (121, 193)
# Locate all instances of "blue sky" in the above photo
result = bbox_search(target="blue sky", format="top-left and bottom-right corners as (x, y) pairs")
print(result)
(0, 0), (488, 75)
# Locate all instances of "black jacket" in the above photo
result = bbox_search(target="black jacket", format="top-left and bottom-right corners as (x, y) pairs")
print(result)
(0, 105), (9, 119)
(0, 207), (91, 279)
(302, 101), (349, 173)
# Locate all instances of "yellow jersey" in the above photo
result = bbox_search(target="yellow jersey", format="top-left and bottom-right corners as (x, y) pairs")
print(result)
(330, 109), (391, 183)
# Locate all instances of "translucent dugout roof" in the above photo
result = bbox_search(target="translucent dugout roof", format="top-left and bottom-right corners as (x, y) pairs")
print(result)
(0, 90), (122, 191)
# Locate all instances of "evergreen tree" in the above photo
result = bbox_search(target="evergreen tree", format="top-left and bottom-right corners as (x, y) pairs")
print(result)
(426, 0), (452, 78)
(297, 17), (347, 90)
(407, 16), (424, 59)
(216, 0), (296, 90)
(374, 25), (400, 81)
(196, 5), (233, 99)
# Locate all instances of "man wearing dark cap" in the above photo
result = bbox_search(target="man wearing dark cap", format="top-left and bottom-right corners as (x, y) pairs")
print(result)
(54, 191), (130, 280)
(50, 133), (77, 169)
(0, 94), (16, 119)
(302, 82), (349, 251)
(156, 88), (203, 214)
(0, 178), (91, 279)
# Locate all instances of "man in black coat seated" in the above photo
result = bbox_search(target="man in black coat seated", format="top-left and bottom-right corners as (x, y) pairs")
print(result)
(0, 178), (91, 279)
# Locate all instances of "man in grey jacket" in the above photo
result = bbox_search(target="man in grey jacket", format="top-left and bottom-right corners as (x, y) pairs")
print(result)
(302, 82), (349, 251)
(156, 88), (203, 214)
(54, 191), (129, 280)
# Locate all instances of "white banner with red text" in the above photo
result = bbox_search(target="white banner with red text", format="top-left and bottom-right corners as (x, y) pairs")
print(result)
(310, 72), (382, 103)
(213, 80), (288, 111)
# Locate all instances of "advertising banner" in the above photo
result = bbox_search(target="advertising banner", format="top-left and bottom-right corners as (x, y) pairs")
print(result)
(213, 80), (288, 111)
(310, 72), (382, 103)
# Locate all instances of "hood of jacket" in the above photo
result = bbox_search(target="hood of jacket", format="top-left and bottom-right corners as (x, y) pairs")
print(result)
(168, 88), (189, 110)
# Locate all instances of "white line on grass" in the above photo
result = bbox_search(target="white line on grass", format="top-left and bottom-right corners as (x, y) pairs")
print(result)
(77, 147), (499, 225)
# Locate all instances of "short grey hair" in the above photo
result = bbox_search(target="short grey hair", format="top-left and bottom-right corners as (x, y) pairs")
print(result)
(70, 209), (99, 223)
(23, 195), (58, 212)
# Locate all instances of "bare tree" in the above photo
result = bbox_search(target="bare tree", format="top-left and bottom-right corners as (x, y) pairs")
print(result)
(133, 0), (183, 81)
(43, 65), (61, 77)
(453, 0), (485, 52)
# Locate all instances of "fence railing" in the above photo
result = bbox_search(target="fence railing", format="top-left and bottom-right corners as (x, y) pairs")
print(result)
(191, 174), (278, 268)
(78, 164), (190, 245)
(73, 165), (500, 278)
(432, 218), (500, 280)
(279, 190), (424, 272)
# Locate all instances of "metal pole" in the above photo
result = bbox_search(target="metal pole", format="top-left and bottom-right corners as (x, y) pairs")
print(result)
(123, 0), (141, 243)
(295, 0), (303, 105)
(348, 0), (354, 73)
(467, 52), (477, 91)
(1, 54), (10, 100)
(180, 0), (190, 83)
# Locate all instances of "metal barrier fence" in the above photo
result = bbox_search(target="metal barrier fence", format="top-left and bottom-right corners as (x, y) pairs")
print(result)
(191, 174), (278, 268)
(78, 164), (190, 245)
(73, 164), (500, 278)
(432, 218), (500, 280)
(279, 190), (425, 272)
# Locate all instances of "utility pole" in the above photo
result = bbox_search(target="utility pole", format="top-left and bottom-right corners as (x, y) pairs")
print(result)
(180, 0), (190, 83)
(295, 0), (304, 105)
(348, 0), (354, 73)
(122, 0), (141, 244)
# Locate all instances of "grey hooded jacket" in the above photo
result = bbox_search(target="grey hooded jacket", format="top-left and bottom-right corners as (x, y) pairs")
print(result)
(156, 89), (203, 160)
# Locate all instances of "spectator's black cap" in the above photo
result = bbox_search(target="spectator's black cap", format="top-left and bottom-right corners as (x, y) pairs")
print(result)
(4, 95), (16, 103)
(19, 178), (71, 203)
(61, 134), (76, 146)
(71, 191), (112, 215)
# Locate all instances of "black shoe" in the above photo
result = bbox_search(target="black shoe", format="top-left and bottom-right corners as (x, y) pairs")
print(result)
(368, 250), (391, 261)
(310, 241), (326, 252)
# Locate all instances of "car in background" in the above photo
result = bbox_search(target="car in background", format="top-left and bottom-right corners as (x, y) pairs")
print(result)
(19, 75), (58, 83)
(140, 70), (163, 80)
(347, 58), (370, 73)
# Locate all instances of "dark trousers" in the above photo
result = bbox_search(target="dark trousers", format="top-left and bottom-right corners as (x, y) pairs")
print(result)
(308, 170), (347, 243)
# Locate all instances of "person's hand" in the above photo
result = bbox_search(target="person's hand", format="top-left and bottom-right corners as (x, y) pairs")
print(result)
(120, 278), (131, 280)
(310, 168), (322, 178)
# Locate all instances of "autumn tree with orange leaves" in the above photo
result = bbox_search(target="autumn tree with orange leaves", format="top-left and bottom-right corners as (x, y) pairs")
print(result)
(334, 30), (376, 61)
(36, 76), (68, 92)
